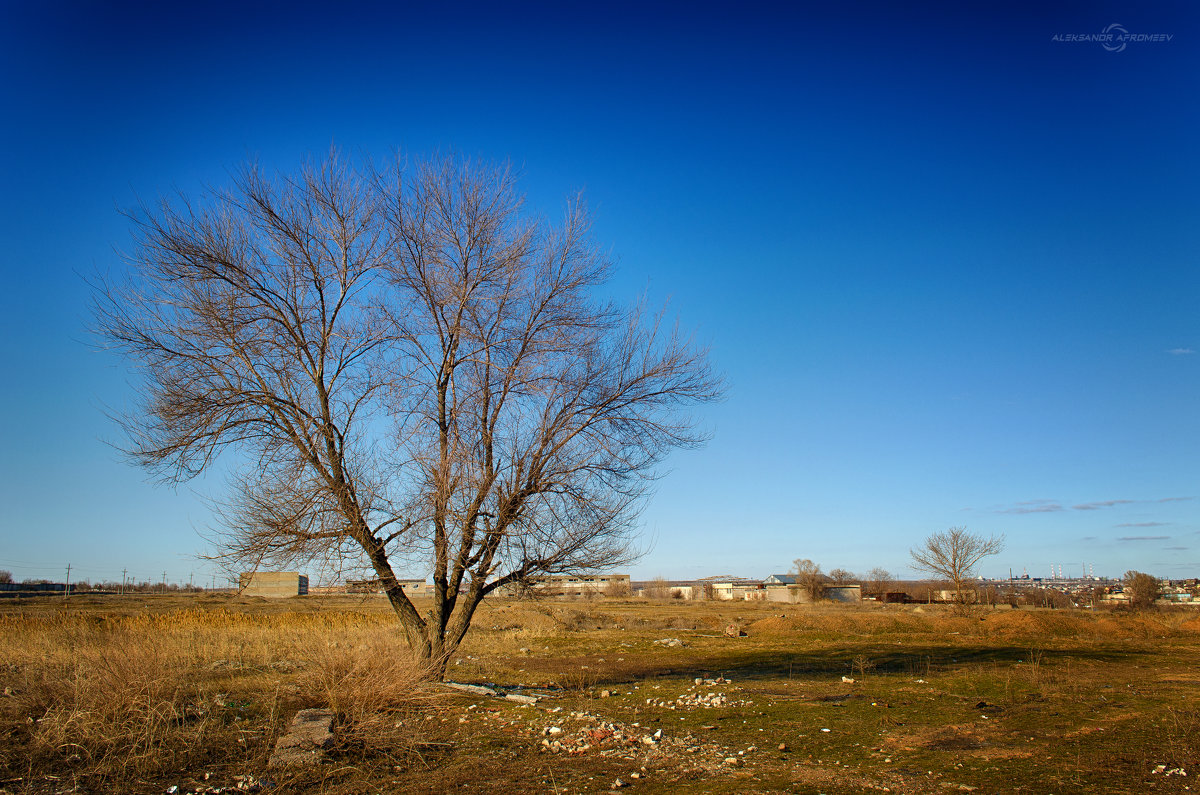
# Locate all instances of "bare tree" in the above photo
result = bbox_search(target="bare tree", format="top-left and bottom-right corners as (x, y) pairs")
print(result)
(827, 567), (855, 584)
(863, 566), (893, 599)
(645, 577), (672, 600)
(96, 151), (721, 676)
(1123, 570), (1161, 610)
(791, 558), (827, 601)
(909, 527), (1004, 610)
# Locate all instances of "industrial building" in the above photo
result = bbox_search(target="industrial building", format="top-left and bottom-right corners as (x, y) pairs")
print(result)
(491, 573), (631, 598)
(239, 571), (308, 598)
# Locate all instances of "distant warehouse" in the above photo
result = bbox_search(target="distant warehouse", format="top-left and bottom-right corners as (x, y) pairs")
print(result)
(239, 571), (308, 598)
(491, 574), (631, 598)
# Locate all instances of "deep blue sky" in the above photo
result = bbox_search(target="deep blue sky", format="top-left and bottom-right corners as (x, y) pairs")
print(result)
(1, 1), (1197, 586)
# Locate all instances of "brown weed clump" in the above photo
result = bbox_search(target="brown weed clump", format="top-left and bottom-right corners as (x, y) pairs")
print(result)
(2, 612), (223, 780)
(300, 629), (438, 724)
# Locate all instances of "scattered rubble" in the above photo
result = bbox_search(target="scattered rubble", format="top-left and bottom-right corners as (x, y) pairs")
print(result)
(160, 775), (268, 795)
(652, 638), (686, 647)
(641, 678), (751, 710)
(160, 774), (269, 794)
(473, 704), (735, 773)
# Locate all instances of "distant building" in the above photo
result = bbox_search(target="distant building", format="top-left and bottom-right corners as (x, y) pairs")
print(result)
(632, 580), (699, 599)
(239, 572), (308, 598)
(707, 578), (766, 601)
(763, 574), (796, 585)
(1160, 591), (1195, 603)
(826, 584), (862, 603)
(345, 578), (431, 596)
(492, 574), (631, 598)
(935, 589), (978, 604)
(766, 583), (862, 604)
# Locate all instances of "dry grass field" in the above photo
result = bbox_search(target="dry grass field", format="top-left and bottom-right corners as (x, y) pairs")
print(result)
(3, 595), (1199, 794)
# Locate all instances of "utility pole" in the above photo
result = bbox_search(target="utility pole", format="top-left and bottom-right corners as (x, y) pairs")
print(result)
(188, 572), (193, 591)
(121, 568), (128, 596)
(161, 571), (167, 595)
(64, 563), (71, 600)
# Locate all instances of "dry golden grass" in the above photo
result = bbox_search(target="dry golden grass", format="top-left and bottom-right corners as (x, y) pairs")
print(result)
(0, 603), (435, 788)
(4, 595), (1200, 794)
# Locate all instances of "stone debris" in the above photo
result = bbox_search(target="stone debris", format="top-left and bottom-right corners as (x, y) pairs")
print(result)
(653, 638), (686, 647)
(519, 706), (732, 770)
(1152, 765), (1188, 776)
(268, 709), (334, 767)
(505, 693), (539, 705)
(451, 688), (757, 777)
(163, 774), (269, 794)
(642, 678), (751, 710)
(724, 624), (747, 638)
(842, 676), (856, 683)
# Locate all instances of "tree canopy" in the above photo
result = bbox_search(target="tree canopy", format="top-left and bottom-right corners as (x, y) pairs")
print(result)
(97, 152), (721, 672)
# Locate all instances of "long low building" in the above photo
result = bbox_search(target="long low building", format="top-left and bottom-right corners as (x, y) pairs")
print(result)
(766, 583), (862, 603)
(345, 578), (432, 596)
(239, 572), (308, 598)
(492, 574), (631, 598)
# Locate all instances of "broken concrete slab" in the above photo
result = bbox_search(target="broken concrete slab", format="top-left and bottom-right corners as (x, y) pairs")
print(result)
(443, 681), (498, 696)
(268, 708), (335, 767)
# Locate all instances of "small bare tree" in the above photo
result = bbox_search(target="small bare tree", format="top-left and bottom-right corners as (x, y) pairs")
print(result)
(645, 577), (672, 600)
(863, 566), (893, 599)
(909, 527), (1004, 611)
(1123, 570), (1161, 610)
(96, 151), (721, 676)
(791, 558), (827, 601)
(827, 567), (855, 584)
